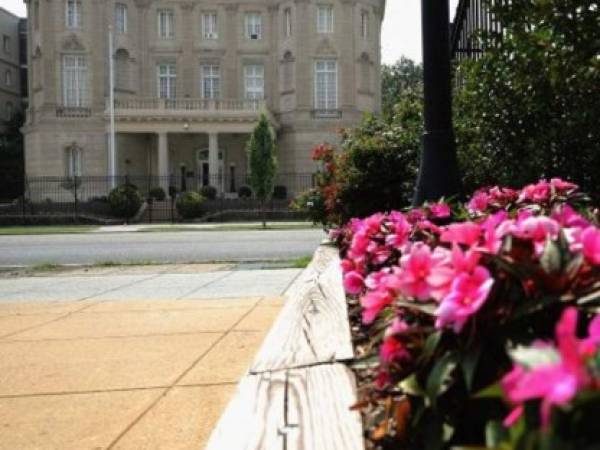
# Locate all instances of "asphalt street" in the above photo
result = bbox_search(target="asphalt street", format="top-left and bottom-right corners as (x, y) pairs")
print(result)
(0, 229), (325, 266)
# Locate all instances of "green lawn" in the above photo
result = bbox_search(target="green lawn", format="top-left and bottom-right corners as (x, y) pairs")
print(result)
(0, 225), (98, 236)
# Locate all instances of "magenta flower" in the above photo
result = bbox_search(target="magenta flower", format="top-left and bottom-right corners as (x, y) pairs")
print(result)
(550, 178), (578, 193)
(440, 222), (482, 246)
(380, 336), (410, 364)
(512, 216), (560, 255)
(429, 202), (451, 218)
(501, 308), (598, 429)
(518, 180), (551, 203)
(343, 271), (365, 295)
(394, 243), (446, 301)
(581, 226), (600, 265)
(360, 290), (392, 324)
(434, 266), (494, 333)
(468, 190), (491, 214)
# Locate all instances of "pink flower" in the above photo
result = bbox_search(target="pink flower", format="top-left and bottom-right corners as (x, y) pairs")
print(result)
(501, 308), (596, 429)
(434, 266), (494, 333)
(519, 180), (551, 203)
(380, 336), (410, 364)
(512, 216), (560, 254)
(394, 243), (446, 301)
(550, 178), (578, 193)
(468, 190), (491, 214)
(365, 268), (391, 290)
(361, 290), (392, 324)
(343, 271), (365, 295)
(429, 202), (451, 219)
(440, 222), (482, 246)
(581, 226), (600, 265)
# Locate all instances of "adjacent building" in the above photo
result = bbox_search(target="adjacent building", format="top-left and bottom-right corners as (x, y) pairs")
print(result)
(0, 7), (26, 138)
(22, 0), (385, 197)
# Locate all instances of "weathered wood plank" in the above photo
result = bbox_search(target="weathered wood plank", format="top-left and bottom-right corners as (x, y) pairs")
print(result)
(204, 364), (364, 450)
(249, 245), (353, 373)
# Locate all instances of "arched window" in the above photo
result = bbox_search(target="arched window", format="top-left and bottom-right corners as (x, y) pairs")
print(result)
(65, 142), (82, 177)
(4, 70), (12, 87)
(115, 49), (130, 92)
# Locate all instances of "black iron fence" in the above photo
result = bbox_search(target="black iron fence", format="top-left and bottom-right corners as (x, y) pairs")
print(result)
(0, 173), (317, 224)
(451, 0), (505, 63)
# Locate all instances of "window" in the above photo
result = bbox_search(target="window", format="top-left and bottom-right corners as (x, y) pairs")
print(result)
(115, 49), (130, 91)
(317, 5), (333, 33)
(157, 64), (176, 99)
(65, 144), (82, 178)
(361, 11), (368, 39)
(62, 55), (88, 107)
(315, 60), (337, 110)
(283, 8), (292, 37)
(244, 65), (264, 100)
(157, 9), (174, 39)
(66, 0), (82, 29)
(5, 102), (14, 121)
(4, 70), (12, 87)
(202, 13), (218, 39)
(2, 35), (9, 54)
(201, 65), (220, 99)
(115, 3), (128, 34)
(245, 13), (262, 40)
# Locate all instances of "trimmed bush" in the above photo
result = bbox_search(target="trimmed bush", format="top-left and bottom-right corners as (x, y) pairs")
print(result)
(108, 185), (143, 219)
(148, 187), (166, 201)
(176, 192), (204, 219)
(200, 185), (218, 200)
(272, 185), (287, 200)
(238, 185), (252, 199)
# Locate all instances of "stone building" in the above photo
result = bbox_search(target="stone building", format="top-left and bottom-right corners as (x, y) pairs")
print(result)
(0, 7), (25, 137)
(22, 0), (385, 196)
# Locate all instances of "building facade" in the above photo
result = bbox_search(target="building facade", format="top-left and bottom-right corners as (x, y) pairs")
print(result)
(22, 0), (385, 196)
(0, 7), (25, 137)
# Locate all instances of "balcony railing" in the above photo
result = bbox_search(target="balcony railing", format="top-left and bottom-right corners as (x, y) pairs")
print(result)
(108, 97), (264, 112)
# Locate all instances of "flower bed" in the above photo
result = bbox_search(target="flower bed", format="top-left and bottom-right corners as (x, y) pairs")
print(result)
(334, 179), (600, 450)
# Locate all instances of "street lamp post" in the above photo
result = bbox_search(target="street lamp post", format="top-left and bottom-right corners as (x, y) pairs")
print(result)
(414, 0), (462, 205)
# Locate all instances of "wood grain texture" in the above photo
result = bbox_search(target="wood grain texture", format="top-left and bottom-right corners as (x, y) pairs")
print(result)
(204, 364), (364, 450)
(249, 245), (353, 373)
(205, 244), (363, 450)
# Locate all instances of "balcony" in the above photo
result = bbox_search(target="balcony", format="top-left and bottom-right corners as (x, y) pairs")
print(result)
(105, 97), (276, 130)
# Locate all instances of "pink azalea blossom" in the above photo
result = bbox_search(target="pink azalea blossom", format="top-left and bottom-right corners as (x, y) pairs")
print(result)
(361, 290), (392, 324)
(440, 222), (482, 246)
(365, 268), (391, 290)
(380, 336), (410, 364)
(434, 266), (494, 333)
(581, 226), (600, 265)
(343, 271), (365, 295)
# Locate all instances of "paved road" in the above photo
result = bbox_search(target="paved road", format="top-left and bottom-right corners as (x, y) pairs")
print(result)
(0, 229), (325, 266)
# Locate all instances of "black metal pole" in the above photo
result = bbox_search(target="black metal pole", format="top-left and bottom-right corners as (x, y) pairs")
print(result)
(414, 0), (462, 205)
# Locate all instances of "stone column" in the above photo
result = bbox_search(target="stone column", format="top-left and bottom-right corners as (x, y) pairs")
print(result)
(208, 132), (221, 194)
(157, 132), (169, 192)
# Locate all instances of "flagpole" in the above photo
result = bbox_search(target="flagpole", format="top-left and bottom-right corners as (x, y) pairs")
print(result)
(108, 25), (116, 189)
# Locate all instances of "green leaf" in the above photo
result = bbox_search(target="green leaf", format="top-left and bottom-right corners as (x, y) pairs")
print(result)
(509, 345), (560, 369)
(420, 330), (442, 362)
(486, 420), (509, 448)
(474, 382), (503, 399)
(461, 343), (482, 392)
(540, 237), (562, 274)
(348, 354), (380, 370)
(426, 352), (458, 405)
(399, 373), (424, 396)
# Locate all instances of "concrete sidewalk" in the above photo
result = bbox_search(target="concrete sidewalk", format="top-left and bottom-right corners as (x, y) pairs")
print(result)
(0, 265), (299, 449)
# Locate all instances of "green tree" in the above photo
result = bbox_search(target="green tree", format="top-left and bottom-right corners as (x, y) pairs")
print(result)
(381, 56), (423, 120)
(454, 0), (600, 198)
(247, 114), (277, 228)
